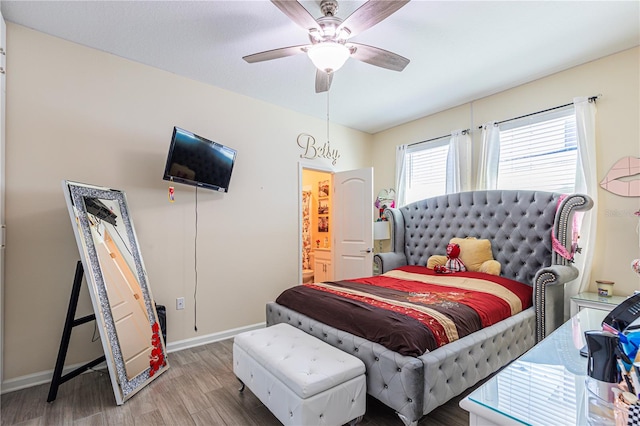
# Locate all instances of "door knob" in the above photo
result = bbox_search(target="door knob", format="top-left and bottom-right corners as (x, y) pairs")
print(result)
(360, 248), (373, 253)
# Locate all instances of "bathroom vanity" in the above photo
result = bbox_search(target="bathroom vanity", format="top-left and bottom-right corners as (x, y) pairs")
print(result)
(313, 249), (332, 282)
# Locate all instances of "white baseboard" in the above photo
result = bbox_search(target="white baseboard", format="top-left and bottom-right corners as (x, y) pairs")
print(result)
(165, 322), (265, 353)
(1, 322), (266, 395)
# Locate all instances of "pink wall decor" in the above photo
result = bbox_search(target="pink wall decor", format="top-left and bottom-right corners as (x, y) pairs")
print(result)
(600, 156), (640, 197)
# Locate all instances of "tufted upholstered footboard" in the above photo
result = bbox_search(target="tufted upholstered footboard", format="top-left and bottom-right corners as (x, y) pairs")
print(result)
(418, 307), (535, 418)
(267, 302), (535, 425)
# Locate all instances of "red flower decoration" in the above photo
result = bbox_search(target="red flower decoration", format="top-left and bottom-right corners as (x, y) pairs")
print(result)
(149, 322), (165, 376)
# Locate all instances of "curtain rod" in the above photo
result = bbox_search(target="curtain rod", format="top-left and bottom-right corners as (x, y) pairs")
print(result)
(408, 128), (470, 147)
(477, 95), (601, 129)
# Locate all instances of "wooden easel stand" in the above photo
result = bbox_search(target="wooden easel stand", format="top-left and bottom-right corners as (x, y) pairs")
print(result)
(47, 261), (106, 403)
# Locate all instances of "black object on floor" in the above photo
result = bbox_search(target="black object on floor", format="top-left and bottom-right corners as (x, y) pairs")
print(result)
(155, 303), (167, 344)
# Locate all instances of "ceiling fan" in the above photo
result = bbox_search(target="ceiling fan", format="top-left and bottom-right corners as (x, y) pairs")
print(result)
(243, 0), (410, 93)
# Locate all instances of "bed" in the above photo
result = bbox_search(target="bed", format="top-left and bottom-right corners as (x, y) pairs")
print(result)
(266, 190), (593, 425)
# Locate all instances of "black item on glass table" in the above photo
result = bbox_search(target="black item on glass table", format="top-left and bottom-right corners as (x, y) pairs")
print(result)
(603, 292), (640, 332)
(585, 330), (619, 384)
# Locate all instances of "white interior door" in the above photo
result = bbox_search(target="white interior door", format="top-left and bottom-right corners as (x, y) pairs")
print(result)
(333, 168), (374, 280)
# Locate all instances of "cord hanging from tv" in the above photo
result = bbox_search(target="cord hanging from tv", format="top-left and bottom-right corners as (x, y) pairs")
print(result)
(162, 127), (237, 193)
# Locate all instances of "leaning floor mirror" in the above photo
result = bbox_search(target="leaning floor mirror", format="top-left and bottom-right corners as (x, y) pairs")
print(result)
(62, 180), (168, 404)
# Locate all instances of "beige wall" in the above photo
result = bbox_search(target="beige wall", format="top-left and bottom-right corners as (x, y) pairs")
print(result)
(3, 24), (372, 381)
(373, 47), (640, 298)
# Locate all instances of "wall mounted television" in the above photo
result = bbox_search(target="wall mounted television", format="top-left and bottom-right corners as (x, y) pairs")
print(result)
(162, 127), (237, 193)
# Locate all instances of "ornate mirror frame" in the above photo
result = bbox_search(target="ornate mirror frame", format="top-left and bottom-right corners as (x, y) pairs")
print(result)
(62, 180), (168, 404)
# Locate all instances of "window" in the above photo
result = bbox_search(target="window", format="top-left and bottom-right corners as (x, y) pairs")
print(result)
(497, 107), (577, 193)
(403, 139), (449, 204)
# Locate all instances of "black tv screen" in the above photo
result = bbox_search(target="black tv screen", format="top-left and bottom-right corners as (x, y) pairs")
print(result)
(162, 127), (237, 193)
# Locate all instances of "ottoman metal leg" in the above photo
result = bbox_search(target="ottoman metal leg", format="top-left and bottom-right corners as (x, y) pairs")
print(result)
(347, 414), (364, 425)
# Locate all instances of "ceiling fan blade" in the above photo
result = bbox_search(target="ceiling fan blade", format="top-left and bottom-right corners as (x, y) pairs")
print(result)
(338, 0), (410, 39)
(315, 70), (333, 93)
(271, 0), (320, 32)
(349, 43), (409, 71)
(243, 45), (310, 63)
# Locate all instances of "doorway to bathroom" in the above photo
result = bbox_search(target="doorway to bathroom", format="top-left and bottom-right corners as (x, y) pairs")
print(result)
(299, 165), (374, 284)
(301, 167), (333, 286)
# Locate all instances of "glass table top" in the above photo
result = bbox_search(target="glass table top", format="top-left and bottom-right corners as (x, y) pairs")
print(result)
(467, 308), (608, 425)
(571, 292), (629, 306)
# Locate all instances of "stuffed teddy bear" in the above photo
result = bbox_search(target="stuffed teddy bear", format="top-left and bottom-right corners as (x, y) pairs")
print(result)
(427, 237), (502, 275)
(433, 243), (466, 274)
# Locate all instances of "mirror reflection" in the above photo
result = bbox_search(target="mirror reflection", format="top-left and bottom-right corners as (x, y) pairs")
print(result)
(86, 198), (153, 380)
(63, 181), (168, 404)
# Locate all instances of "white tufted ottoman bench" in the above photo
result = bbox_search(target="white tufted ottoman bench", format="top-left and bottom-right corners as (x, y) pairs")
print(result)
(233, 323), (366, 426)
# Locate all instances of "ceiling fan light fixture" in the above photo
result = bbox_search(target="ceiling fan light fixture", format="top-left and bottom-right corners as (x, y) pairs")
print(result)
(307, 42), (350, 73)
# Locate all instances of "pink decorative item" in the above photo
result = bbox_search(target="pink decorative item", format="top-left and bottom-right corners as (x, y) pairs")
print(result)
(374, 188), (396, 209)
(375, 188), (397, 220)
(600, 157), (640, 197)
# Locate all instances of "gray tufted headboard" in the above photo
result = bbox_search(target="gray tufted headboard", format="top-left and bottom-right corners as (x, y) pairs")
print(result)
(374, 190), (593, 340)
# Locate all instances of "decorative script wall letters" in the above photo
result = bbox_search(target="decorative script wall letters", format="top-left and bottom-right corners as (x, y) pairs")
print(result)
(297, 133), (340, 165)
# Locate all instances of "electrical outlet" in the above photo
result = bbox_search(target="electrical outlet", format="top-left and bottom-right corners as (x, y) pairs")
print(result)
(176, 297), (185, 310)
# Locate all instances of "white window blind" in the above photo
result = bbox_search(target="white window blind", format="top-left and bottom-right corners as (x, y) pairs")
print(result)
(497, 106), (577, 193)
(403, 139), (449, 204)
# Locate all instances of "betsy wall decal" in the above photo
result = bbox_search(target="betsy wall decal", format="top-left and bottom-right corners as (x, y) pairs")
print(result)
(297, 133), (341, 165)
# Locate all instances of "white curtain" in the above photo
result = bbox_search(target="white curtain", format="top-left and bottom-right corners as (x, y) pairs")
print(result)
(565, 97), (598, 304)
(476, 122), (500, 190)
(446, 130), (472, 194)
(395, 144), (408, 207)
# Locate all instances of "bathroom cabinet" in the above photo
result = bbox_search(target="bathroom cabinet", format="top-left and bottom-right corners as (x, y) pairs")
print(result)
(314, 249), (332, 282)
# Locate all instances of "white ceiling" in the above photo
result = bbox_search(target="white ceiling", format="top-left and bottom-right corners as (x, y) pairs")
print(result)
(2, 1), (639, 134)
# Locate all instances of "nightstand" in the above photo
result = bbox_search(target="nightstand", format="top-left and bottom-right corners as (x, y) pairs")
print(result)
(570, 292), (629, 317)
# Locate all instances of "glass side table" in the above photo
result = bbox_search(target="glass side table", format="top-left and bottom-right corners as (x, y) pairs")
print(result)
(570, 291), (629, 317)
(460, 308), (608, 426)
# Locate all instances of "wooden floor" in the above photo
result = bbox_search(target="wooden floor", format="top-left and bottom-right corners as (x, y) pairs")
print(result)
(1, 338), (479, 425)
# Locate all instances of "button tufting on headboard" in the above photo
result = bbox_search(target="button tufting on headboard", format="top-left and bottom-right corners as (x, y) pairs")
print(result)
(395, 190), (561, 285)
